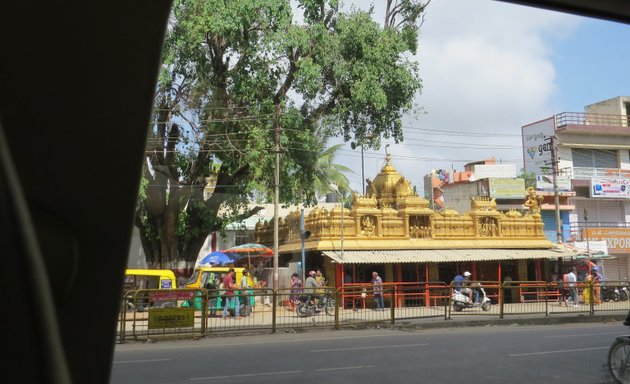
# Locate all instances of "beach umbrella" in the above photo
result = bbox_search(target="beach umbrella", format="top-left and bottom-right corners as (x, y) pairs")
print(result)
(198, 251), (234, 266)
(222, 243), (273, 268)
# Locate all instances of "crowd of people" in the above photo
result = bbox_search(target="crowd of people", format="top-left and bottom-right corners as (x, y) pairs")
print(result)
(288, 269), (328, 310)
(204, 268), (262, 319)
(560, 265), (602, 306)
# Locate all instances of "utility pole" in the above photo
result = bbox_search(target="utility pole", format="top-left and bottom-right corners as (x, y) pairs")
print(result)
(273, 104), (280, 291)
(546, 135), (563, 243)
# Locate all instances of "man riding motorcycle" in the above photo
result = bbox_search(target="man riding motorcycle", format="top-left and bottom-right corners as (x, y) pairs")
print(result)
(453, 271), (473, 303)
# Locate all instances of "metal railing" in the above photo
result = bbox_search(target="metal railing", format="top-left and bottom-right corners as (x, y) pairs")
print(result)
(117, 281), (630, 342)
(571, 167), (630, 179)
(556, 112), (629, 128)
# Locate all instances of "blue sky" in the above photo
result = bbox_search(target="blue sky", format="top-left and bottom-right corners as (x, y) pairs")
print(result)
(551, 17), (630, 112)
(331, 0), (630, 197)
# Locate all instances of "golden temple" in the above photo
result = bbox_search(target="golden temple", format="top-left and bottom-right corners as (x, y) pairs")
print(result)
(255, 151), (571, 289)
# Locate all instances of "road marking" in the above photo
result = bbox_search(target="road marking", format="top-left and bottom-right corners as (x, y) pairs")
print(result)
(545, 332), (620, 338)
(190, 370), (302, 381)
(509, 346), (608, 357)
(316, 365), (375, 372)
(113, 358), (172, 364)
(311, 343), (430, 353)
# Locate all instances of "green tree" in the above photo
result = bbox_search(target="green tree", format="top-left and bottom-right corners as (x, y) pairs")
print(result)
(313, 142), (353, 200)
(136, 0), (426, 268)
(518, 169), (537, 189)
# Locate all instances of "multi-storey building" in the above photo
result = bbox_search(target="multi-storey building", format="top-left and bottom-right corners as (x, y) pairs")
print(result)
(522, 96), (630, 280)
(423, 158), (574, 243)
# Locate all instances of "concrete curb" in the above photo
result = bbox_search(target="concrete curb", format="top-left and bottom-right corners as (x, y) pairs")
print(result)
(341, 313), (627, 332)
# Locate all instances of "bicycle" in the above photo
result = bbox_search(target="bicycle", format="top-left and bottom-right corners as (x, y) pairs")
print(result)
(608, 312), (630, 383)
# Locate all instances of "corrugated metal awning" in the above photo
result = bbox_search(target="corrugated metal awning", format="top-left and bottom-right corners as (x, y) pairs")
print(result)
(323, 248), (576, 264)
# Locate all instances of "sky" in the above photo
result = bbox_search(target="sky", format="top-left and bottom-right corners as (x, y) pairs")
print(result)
(330, 0), (630, 196)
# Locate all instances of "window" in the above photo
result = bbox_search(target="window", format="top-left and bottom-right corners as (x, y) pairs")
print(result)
(572, 148), (618, 168)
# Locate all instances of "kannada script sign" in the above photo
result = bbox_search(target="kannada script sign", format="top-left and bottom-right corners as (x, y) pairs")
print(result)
(148, 308), (195, 329)
(583, 228), (630, 254)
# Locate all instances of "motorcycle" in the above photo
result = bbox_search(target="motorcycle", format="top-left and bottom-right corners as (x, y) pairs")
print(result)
(603, 286), (621, 302)
(608, 310), (630, 383)
(451, 284), (491, 312)
(620, 286), (629, 301)
(296, 293), (335, 317)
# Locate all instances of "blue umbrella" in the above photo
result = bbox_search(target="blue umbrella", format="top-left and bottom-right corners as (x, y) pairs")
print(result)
(198, 251), (234, 266)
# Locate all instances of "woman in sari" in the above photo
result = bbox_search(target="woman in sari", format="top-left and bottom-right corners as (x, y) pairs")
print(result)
(289, 273), (302, 310)
(585, 270), (601, 305)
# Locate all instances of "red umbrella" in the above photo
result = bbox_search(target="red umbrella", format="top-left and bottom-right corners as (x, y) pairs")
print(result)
(221, 243), (273, 268)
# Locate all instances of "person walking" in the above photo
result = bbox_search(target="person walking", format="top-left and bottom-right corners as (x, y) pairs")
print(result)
(372, 271), (385, 311)
(222, 268), (241, 319)
(240, 270), (252, 316)
(586, 270), (601, 305)
(567, 266), (579, 307)
(315, 270), (326, 292)
(289, 272), (302, 310)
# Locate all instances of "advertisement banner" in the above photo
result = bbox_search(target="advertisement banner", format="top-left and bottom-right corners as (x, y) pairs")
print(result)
(584, 228), (630, 254)
(590, 178), (630, 198)
(522, 118), (554, 175)
(488, 178), (525, 198)
(535, 175), (572, 192)
(148, 308), (195, 329)
(149, 290), (195, 302)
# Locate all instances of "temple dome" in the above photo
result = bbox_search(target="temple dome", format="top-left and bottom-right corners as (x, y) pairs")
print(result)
(367, 147), (411, 208)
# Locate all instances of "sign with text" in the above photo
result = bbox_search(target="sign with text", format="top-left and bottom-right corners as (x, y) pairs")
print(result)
(522, 118), (554, 175)
(148, 308), (195, 329)
(584, 228), (630, 254)
(590, 178), (630, 198)
(149, 290), (195, 303)
(535, 175), (571, 192)
(488, 178), (525, 199)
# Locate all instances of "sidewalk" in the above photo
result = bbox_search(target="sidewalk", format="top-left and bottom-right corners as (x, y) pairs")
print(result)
(344, 311), (628, 332)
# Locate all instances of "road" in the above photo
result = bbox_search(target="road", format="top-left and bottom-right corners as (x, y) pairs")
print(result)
(111, 323), (626, 384)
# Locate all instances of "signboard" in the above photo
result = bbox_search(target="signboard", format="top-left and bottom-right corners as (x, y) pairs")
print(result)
(149, 290), (195, 302)
(487, 178), (525, 199)
(148, 308), (195, 329)
(522, 117), (554, 175)
(584, 228), (630, 254)
(570, 240), (609, 256)
(590, 178), (630, 198)
(535, 175), (571, 192)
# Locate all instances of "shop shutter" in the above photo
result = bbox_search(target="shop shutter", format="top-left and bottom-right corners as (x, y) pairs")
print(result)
(542, 211), (558, 242)
(577, 200), (623, 225)
(572, 148), (618, 168)
(602, 256), (629, 282)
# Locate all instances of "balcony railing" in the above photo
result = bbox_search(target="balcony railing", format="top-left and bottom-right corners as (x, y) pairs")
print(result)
(556, 112), (629, 128)
(571, 167), (630, 179)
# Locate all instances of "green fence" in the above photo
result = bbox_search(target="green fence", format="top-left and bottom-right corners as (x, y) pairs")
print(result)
(117, 281), (630, 342)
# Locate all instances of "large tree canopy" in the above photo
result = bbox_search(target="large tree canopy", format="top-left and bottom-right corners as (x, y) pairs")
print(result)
(136, 0), (426, 268)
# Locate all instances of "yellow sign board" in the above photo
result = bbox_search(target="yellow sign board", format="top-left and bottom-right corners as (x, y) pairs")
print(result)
(584, 228), (630, 254)
(148, 308), (195, 329)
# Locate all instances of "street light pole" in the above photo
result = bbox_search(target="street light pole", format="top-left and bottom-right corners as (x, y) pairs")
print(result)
(330, 183), (344, 260)
(584, 208), (591, 274)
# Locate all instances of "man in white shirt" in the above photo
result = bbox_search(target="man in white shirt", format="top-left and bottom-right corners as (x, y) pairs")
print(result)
(567, 267), (579, 307)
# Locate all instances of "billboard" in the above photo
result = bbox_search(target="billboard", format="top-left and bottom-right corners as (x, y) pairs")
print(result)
(522, 117), (554, 175)
(487, 178), (525, 199)
(535, 175), (571, 192)
(590, 178), (630, 198)
(583, 228), (630, 254)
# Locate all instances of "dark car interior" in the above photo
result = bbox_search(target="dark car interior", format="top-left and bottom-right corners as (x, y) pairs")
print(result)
(1, 1), (628, 383)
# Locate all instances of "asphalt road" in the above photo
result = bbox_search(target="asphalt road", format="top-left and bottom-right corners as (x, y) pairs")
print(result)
(111, 323), (627, 384)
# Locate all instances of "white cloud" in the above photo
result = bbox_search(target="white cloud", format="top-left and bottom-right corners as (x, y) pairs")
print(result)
(334, 0), (582, 195)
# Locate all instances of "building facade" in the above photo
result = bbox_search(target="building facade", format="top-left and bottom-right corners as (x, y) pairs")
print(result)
(256, 152), (576, 290)
(522, 96), (630, 281)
